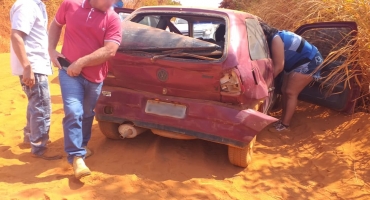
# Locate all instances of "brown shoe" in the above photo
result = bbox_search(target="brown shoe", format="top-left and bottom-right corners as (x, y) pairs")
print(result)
(73, 156), (91, 179)
(32, 148), (62, 160)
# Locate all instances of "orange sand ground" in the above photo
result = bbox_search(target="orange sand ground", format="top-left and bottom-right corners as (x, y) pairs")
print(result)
(0, 51), (370, 200)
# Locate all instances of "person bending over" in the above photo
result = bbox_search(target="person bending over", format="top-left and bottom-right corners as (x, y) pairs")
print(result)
(259, 20), (323, 132)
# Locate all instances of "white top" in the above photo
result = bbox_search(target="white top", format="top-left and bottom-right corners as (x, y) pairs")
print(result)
(10, 0), (52, 76)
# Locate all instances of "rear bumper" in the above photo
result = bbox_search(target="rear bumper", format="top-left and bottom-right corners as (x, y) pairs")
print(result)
(95, 86), (277, 148)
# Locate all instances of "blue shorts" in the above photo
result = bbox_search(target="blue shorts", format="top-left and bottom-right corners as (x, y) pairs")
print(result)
(292, 52), (323, 80)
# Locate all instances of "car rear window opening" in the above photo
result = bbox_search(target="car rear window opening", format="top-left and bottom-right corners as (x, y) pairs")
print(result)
(123, 14), (227, 61)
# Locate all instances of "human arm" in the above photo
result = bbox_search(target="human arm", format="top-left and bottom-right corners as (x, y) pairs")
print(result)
(48, 20), (65, 69)
(11, 30), (35, 87)
(270, 36), (285, 78)
(67, 42), (119, 76)
(67, 14), (122, 76)
(10, 3), (37, 87)
(48, 0), (69, 69)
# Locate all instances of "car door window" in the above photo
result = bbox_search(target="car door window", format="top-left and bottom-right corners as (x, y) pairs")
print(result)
(193, 21), (221, 41)
(172, 17), (189, 36)
(138, 15), (160, 28)
(245, 18), (269, 60)
(118, 12), (130, 21)
(299, 27), (354, 59)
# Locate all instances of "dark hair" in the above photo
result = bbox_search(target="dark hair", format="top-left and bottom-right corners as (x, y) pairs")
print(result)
(258, 19), (279, 48)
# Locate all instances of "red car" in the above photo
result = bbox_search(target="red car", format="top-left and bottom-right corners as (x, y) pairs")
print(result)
(96, 7), (358, 167)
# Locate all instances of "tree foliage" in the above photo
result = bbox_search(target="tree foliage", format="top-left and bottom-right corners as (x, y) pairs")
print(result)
(219, 0), (252, 10)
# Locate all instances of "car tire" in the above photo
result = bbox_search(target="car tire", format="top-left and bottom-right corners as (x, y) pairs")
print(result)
(98, 121), (121, 140)
(228, 135), (256, 168)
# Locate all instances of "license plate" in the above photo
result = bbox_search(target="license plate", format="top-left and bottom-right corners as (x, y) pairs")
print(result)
(145, 100), (187, 119)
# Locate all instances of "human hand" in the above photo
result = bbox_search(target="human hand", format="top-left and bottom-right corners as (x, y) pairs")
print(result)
(67, 60), (83, 77)
(49, 49), (65, 69)
(22, 65), (35, 88)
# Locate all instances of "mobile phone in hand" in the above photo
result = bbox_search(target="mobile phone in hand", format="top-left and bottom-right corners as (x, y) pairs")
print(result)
(57, 57), (71, 70)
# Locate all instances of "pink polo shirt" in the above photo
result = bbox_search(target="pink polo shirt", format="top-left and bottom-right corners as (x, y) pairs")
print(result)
(55, 0), (122, 83)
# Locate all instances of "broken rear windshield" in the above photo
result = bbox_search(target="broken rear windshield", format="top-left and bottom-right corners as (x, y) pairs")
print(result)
(120, 13), (227, 60)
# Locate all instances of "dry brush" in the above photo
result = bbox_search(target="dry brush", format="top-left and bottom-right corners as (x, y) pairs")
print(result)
(245, 0), (370, 110)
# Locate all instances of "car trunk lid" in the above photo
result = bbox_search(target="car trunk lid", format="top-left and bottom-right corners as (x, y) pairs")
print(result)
(108, 21), (225, 101)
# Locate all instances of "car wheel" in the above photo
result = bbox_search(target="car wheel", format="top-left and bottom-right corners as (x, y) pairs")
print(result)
(98, 121), (121, 140)
(228, 136), (256, 168)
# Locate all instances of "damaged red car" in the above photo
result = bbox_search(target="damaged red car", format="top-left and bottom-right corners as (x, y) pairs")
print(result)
(96, 6), (358, 167)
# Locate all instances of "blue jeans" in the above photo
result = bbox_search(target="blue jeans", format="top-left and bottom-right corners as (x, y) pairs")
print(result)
(20, 74), (51, 155)
(59, 69), (103, 163)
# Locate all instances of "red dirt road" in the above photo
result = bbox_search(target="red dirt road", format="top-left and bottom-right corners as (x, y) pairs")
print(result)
(0, 52), (369, 199)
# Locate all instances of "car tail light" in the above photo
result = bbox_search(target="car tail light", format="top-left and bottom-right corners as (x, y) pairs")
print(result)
(220, 70), (241, 96)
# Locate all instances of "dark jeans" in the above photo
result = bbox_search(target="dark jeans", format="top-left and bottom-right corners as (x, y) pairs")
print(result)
(20, 73), (51, 155)
(58, 69), (103, 163)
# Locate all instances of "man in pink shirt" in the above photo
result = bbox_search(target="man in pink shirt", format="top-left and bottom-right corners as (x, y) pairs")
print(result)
(48, 0), (122, 179)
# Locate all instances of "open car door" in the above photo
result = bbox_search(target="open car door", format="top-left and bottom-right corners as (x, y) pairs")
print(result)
(276, 22), (358, 113)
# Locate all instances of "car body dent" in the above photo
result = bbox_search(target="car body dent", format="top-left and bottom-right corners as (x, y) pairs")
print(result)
(96, 86), (277, 148)
(97, 7), (276, 146)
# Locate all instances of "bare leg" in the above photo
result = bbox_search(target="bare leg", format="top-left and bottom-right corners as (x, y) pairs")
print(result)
(281, 72), (313, 126)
